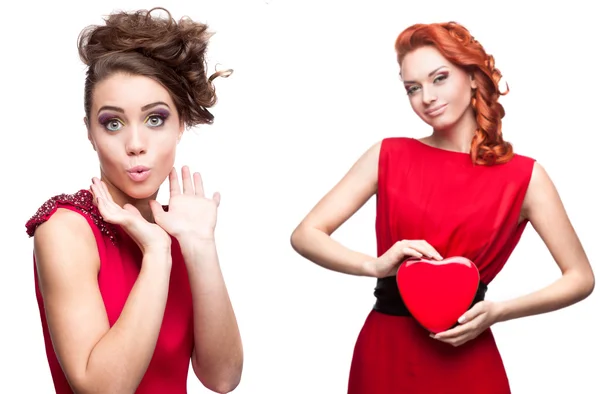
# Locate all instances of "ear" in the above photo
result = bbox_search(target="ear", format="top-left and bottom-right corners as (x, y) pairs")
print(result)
(469, 74), (477, 90)
(84, 117), (97, 152)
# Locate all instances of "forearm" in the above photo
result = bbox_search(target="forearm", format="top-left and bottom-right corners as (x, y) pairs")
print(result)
(496, 270), (594, 323)
(291, 226), (375, 276)
(82, 251), (172, 393)
(179, 237), (242, 393)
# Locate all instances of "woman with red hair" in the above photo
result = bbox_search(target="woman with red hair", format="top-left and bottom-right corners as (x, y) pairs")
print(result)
(290, 21), (594, 393)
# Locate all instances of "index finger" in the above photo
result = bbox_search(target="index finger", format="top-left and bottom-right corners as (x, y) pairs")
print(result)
(169, 168), (181, 196)
(193, 171), (205, 197)
(432, 323), (469, 340)
(413, 240), (443, 260)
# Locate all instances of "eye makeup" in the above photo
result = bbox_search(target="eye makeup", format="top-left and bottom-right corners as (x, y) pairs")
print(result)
(144, 109), (170, 127)
(433, 71), (449, 83)
(98, 112), (122, 126)
(406, 86), (419, 96)
(405, 71), (450, 95)
(96, 107), (171, 131)
(147, 108), (170, 121)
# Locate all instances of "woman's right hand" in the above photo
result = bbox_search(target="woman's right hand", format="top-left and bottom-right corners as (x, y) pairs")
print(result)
(366, 240), (444, 278)
(91, 178), (171, 254)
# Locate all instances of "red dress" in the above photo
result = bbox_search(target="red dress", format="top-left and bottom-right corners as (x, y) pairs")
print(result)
(348, 138), (535, 394)
(26, 190), (194, 394)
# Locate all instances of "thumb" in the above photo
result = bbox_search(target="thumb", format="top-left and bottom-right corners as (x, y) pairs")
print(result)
(123, 203), (142, 217)
(212, 192), (221, 207)
(148, 200), (165, 221)
(458, 301), (484, 324)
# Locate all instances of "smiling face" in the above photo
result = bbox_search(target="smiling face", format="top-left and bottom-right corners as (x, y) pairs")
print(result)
(400, 46), (476, 132)
(86, 72), (183, 200)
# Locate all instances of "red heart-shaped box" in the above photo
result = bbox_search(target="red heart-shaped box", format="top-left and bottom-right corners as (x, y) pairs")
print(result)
(396, 256), (480, 334)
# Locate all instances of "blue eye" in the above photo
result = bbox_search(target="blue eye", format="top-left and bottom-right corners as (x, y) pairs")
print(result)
(146, 115), (165, 127)
(104, 119), (123, 132)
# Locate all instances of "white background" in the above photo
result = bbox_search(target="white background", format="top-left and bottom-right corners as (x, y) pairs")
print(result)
(1, 0), (599, 393)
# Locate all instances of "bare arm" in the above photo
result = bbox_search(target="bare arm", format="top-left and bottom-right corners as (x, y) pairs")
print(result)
(496, 162), (595, 322)
(178, 238), (243, 394)
(34, 209), (172, 394)
(290, 141), (381, 276)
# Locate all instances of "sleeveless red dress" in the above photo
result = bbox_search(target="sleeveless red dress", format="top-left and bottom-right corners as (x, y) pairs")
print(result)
(347, 138), (535, 394)
(26, 189), (194, 394)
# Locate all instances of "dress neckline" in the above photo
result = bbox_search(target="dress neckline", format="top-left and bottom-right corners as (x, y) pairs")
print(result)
(411, 138), (471, 156)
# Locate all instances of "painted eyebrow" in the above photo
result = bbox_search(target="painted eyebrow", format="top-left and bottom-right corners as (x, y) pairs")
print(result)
(402, 66), (448, 84)
(97, 101), (171, 115)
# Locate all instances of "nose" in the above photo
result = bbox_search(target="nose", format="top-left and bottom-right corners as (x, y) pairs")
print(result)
(421, 86), (437, 106)
(125, 125), (147, 156)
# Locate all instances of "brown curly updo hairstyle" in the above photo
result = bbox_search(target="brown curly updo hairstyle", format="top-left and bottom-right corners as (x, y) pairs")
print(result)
(78, 7), (231, 128)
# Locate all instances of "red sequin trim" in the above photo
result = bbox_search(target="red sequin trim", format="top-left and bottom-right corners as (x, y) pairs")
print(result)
(25, 189), (118, 244)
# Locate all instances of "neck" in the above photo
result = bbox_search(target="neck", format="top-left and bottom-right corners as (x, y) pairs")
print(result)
(100, 173), (157, 223)
(428, 109), (478, 153)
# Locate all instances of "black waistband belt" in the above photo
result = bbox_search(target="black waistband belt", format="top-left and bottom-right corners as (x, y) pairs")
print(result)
(372, 276), (488, 317)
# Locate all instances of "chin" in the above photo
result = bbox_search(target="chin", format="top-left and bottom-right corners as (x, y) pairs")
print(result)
(121, 181), (161, 200)
(429, 116), (459, 132)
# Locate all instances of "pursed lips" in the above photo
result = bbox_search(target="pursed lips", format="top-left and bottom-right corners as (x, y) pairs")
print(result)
(127, 166), (150, 173)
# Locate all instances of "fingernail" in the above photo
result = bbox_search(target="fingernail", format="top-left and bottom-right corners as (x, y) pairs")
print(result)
(458, 316), (465, 323)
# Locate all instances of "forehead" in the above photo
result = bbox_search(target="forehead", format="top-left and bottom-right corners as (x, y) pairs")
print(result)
(400, 46), (454, 82)
(92, 73), (174, 111)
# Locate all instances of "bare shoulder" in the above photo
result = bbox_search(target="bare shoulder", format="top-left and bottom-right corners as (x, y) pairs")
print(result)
(530, 160), (549, 182)
(33, 207), (97, 249)
(353, 139), (384, 184)
(33, 207), (100, 289)
(520, 160), (575, 247)
(343, 138), (384, 180)
(521, 161), (558, 219)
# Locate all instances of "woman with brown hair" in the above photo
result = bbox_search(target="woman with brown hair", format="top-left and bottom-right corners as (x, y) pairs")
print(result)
(291, 21), (594, 393)
(25, 8), (242, 394)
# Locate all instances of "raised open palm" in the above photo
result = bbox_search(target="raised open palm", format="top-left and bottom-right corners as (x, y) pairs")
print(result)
(149, 166), (220, 241)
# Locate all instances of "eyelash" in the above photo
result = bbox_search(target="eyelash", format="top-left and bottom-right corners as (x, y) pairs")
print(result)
(406, 74), (448, 96)
(99, 113), (169, 132)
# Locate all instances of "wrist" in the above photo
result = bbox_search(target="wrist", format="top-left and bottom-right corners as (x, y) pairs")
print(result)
(141, 249), (173, 274)
(178, 235), (218, 264)
(493, 300), (510, 323)
(142, 244), (172, 258)
(176, 233), (216, 248)
(360, 259), (378, 278)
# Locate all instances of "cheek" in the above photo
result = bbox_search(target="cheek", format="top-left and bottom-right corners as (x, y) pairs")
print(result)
(446, 81), (473, 110)
(408, 96), (433, 124)
(157, 145), (176, 168)
(408, 96), (423, 113)
(153, 133), (178, 170)
(93, 138), (122, 171)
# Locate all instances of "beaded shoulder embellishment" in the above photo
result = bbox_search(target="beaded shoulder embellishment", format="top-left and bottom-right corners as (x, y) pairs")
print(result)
(25, 189), (118, 244)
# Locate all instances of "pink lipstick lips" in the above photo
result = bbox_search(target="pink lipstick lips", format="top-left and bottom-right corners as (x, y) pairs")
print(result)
(127, 166), (151, 182)
(425, 103), (448, 117)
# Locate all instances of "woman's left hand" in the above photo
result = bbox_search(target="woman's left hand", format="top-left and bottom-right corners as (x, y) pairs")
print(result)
(150, 166), (220, 241)
(430, 300), (501, 347)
